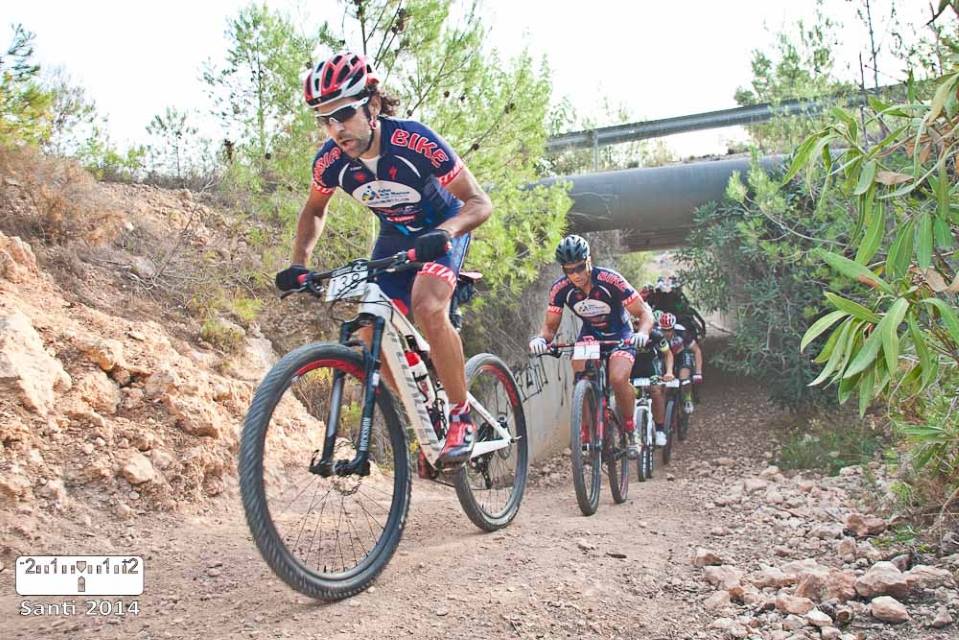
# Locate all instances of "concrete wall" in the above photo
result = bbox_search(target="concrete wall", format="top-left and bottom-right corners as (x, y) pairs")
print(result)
(513, 314), (580, 463)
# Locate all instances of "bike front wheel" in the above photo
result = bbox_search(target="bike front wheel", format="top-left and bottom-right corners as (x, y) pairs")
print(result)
(239, 343), (411, 601)
(677, 399), (690, 442)
(634, 405), (651, 482)
(570, 379), (602, 515)
(454, 353), (529, 532)
(604, 410), (629, 504)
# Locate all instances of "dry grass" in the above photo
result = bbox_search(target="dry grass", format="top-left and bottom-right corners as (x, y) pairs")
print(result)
(0, 145), (125, 245)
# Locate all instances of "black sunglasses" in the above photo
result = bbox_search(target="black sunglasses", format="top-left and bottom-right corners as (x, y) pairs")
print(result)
(315, 96), (369, 127)
(562, 261), (589, 276)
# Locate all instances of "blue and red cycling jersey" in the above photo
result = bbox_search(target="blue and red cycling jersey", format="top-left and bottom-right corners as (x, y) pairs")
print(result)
(547, 267), (641, 340)
(311, 116), (464, 236)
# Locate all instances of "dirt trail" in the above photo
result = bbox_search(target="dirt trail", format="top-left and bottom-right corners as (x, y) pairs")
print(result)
(3, 371), (757, 640)
(4, 373), (955, 640)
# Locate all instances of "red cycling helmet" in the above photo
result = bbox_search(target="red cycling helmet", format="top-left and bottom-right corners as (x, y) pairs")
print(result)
(304, 52), (379, 109)
(658, 312), (676, 330)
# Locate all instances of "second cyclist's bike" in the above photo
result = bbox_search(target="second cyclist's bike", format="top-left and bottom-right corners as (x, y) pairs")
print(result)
(540, 340), (630, 516)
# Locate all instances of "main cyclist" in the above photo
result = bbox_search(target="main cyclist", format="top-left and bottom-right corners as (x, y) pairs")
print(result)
(274, 52), (492, 466)
(528, 235), (655, 457)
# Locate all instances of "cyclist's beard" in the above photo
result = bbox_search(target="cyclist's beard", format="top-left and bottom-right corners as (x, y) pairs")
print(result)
(339, 127), (372, 158)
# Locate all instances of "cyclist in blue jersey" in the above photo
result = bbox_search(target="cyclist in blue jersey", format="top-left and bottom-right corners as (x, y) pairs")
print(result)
(275, 52), (492, 466)
(528, 235), (655, 457)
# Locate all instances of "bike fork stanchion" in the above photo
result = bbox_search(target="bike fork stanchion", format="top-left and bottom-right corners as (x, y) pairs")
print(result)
(313, 317), (387, 478)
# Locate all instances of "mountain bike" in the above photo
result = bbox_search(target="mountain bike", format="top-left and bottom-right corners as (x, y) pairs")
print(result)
(239, 250), (528, 601)
(631, 375), (661, 482)
(661, 378), (692, 465)
(539, 340), (630, 515)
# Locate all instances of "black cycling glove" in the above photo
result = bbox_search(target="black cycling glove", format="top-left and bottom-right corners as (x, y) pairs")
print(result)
(412, 229), (452, 262)
(275, 264), (309, 291)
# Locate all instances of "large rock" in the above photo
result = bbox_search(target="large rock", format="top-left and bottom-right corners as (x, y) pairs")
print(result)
(904, 565), (954, 590)
(703, 590), (732, 612)
(932, 606), (954, 628)
(794, 565), (831, 600)
(747, 567), (791, 589)
(837, 536), (857, 562)
(120, 451), (157, 485)
(869, 596), (909, 623)
(164, 394), (225, 439)
(82, 338), (126, 372)
(0, 310), (71, 415)
(780, 558), (827, 584)
(823, 569), (859, 602)
(692, 548), (723, 566)
(0, 468), (32, 504)
(805, 609), (832, 627)
(703, 565), (744, 589)
(775, 594), (816, 615)
(0, 233), (39, 283)
(74, 369), (122, 415)
(844, 512), (886, 537)
(855, 562), (910, 599)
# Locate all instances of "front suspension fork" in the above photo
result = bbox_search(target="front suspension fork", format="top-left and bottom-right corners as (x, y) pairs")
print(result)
(310, 316), (385, 478)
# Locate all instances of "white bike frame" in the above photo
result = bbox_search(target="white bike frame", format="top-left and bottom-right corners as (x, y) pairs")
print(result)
(632, 378), (657, 446)
(353, 280), (514, 466)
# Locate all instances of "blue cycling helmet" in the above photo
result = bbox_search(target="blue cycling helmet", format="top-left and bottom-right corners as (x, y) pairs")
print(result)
(555, 234), (590, 264)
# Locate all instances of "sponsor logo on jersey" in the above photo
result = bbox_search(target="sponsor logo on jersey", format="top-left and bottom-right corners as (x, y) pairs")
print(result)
(352, 181), (422, 208)
(390, 130), (451, 169)
(597, 269), (629, 291)
(315, 146), (342, 173)
(548, 278), (571, 301)
(573, 299), (612, 317)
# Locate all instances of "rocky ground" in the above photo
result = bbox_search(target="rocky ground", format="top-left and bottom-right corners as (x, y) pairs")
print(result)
(2, 367), (957, 639)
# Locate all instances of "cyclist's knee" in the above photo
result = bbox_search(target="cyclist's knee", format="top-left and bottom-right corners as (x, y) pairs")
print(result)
(411, 293), (449, 327)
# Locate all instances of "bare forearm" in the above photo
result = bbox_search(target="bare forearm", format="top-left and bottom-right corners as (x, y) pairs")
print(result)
(540, 313), (561, 342)
(291, 208), (326, 265)
(439, 195), (491, 238)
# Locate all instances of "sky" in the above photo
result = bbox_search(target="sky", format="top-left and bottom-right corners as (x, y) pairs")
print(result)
(0, 0), (941, 158)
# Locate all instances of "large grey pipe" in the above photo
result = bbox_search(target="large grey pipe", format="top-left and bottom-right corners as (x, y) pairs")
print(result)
(544, 154), (786, 250)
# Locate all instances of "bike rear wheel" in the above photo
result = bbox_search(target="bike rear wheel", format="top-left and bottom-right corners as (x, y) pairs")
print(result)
(604, 409), (629, 504)
(570, 379), (601, 516)
(454, 353), (529, 531)
(239, 343), (410, 601)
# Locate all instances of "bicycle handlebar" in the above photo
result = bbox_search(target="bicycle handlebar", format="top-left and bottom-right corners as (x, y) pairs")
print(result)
(280, 250), (425, 300)
(533, 339), (630, 359)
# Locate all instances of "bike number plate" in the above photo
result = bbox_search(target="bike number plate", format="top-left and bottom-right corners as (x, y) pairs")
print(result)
(572, 341), (600, 361)
(632, 377), (651, 387)
(326, 263), (369, 301)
